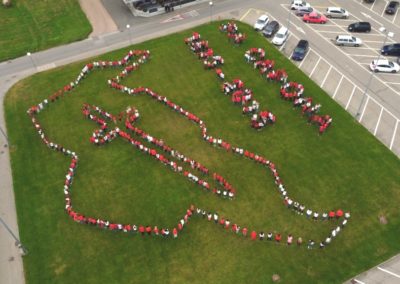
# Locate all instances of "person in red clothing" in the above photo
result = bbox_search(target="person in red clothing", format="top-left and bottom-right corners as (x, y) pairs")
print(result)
(242, 227), (248, 237)
(146, 225), (152, 235)
(173, 228), (178, 238)
(275, 233), (282, 243)
(139, 225), (145, 236)
(251, 231), (257, 240)
(336, 209), (343, 219)
(329, 211), (336, 219)
(153, 226), (159, 236)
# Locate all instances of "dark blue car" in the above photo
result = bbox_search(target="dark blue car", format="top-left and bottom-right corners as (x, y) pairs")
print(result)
(292, 40), (309, 61)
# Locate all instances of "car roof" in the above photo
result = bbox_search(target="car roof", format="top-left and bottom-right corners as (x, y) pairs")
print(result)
(298, 39), (308, 46)
(374, 59), (390, 64)
(337, 35), (353, 39)
(327, 6), (342, 10)
(277, 26), (288, 33)
(268, 20), (279, 25)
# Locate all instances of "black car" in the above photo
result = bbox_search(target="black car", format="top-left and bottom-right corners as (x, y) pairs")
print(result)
(262, 21), (280, 37)
(291, 40), (309, 61)
(364, 0), (375, 3)
(348, 22), (371, 32)
(385, 1), (399, 14)
(381, 43), (400, 56)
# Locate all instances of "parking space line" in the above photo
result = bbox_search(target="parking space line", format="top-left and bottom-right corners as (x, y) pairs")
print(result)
(374, 107), (384, 135)
(346, 85), (357, 110)
(333, 75), (344, 98)
(390, 120), (399, 150)
(298, 50), (311, 68)
(359, 96), (370, 122)
(392, 10), (399, 23)
(309, 57), (322, 77)
(352, 279), (366, 284)
(346, 54), (379, 58)
(371, 0), (377, 10)
(240, 8), (252, 21)
(320, 66), (332, 88)
(377, 266), (400, 278)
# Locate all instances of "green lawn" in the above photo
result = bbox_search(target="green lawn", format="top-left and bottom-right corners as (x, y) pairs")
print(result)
(5, 22), (400, 283)
(0, 0), (91, 62)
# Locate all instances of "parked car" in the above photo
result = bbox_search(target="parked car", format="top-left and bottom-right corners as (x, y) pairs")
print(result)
(325, 7), (349, 19)
(303, 12), (327, 24)
(334, 35), (362, 47)
(385, 1), (399, 14)
(272, 26), (289, 46)
(381, 43), (400, 56)
(295, 6), (313, 16)
(348, 22), (371, 32)
(370, 59), (400, 73)
(262, 21), (280, 37)
(364, 0), (375, 3)
(291, 0), (311, 10)
(292, 40), (309, 61)
(254, 15), (270, 31)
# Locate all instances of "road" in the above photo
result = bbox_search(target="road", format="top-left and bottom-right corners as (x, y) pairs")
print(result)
(0, 1), (399, 284)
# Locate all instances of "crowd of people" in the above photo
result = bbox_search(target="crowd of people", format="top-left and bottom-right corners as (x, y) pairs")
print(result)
(219, 21), (246, 45)
(26, 38), (347, 246)
(242, 47), (332, 134)
(185, 32), (275, 130)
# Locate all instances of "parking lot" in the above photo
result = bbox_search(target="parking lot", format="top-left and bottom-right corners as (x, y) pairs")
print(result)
(240, 0), (400, 157)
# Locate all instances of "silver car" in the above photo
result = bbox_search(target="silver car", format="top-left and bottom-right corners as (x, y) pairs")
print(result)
(325, 7), (349, 19)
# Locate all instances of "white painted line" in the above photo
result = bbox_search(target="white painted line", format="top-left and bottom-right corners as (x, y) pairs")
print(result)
(320, 66), (332, 88)
(387, 82), (400, 85)
(309, 57), (322, 77)
(392, 11), (398, 23)
(333, 75), (344, 98)
(346, 85), (357, 110)
(359, 95), (370, 122)
(374, 107), (384, 135)
(240, 8), (252, 21)
(389, 120), (399, 150)
(352, 279), (366, 284)
(371, 0), (376, 11)
(298, 50), (311, 68)
(344, 54), (380, 58)
(377, 266), (400, 278)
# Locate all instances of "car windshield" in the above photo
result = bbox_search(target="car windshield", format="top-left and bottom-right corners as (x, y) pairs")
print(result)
(352, 37), (356, 41)
(294, 47), (305, 53)
(340, 9), (346, 13)
(257, 19), (265, 24)
(276, 33), (285, 38)
(389, 62), (394, 67)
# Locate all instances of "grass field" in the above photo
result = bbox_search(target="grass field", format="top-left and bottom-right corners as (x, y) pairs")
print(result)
(0, 0), (91, 62)
(5, 22), (400, 283)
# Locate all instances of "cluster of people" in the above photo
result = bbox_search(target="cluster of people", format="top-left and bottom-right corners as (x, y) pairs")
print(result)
(184, 32), (224, 69)
(242, 47), (332, 134)
(222, 79), (275, 129)
(279, 81), (332, 134)
(218, 21), (246, 45)
(27, 44), (348, 246)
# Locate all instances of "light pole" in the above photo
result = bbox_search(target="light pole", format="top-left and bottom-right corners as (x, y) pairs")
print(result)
(26, 52), (36, 70)
(0, 217), (28, 256)
(126, 24), (132, 45)
(209, 1), (213, 23)
(355, 27), (394, 119)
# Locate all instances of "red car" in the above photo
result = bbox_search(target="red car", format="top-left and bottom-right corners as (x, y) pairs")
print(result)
(303, 12), (327, 24)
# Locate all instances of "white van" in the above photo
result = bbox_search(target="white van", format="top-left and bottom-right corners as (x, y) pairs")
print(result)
(272, 26), (289, 46)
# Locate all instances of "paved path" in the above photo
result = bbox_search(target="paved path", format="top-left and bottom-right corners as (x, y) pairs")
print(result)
(344, 254), (400, 284)
(79, 0), (118, 37)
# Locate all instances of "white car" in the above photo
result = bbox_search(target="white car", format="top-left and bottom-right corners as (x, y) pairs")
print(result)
(254, 15), (270, 31)
(325, 7), (349, 19)
(291, 0), (311, 10)
(370, 59), (400, 73)
(334, 35), (362, 47)
(272, 26), (289, 46)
